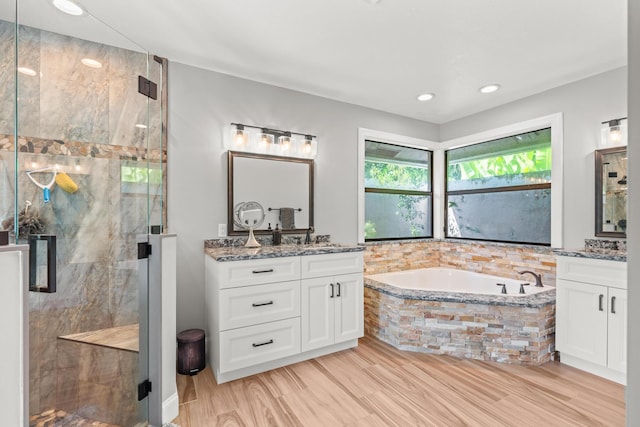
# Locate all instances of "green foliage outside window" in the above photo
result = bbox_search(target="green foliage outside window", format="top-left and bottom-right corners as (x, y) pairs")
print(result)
(365, 160), (430, 239)
(448, 145), (552, 182)
(365, 161), (430, 190)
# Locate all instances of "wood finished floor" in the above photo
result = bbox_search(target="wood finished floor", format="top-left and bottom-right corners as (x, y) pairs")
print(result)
(173, 336), (625, 427)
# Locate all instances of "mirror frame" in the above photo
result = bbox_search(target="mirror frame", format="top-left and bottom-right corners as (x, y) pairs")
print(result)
(595, 146), (627, 238)
(227, 151), (314, 235)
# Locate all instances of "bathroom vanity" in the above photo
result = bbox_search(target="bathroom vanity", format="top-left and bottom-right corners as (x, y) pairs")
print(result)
(554, 247), (627, 384)
(204, 243), (364, 383)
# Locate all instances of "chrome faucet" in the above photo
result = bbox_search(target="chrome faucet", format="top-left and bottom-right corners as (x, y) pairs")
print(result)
(518, 270), (543, 287)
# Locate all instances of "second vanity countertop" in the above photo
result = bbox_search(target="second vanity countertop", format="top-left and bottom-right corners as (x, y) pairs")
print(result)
(205, 243), (364, 262)
(554, 249), (627, 262)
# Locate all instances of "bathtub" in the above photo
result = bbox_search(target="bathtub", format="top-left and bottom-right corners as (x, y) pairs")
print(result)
(363, 267), (556, 365)
(366, 267), (549, 297)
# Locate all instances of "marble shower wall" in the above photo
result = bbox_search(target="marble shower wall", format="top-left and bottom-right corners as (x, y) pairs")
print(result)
(0, 20), (164, 426)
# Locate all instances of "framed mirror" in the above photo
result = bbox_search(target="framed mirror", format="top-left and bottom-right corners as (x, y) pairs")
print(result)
(228, 151), (314, 235)
(595, 146), (627, 237)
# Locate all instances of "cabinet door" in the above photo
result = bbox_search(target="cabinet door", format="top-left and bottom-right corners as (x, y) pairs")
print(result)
(301, 277), (334, 352)
(556, 279), (608, 366)
(334, 273), (364, 344)
(607, 287), (627, 374)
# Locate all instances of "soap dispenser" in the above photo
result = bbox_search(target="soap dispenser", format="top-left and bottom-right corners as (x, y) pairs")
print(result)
(272, 224), (282, 246)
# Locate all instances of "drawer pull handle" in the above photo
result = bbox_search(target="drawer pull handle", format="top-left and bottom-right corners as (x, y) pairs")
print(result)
(599, 294), (604, 311)
(252, 301), (274, 307)
(611, 296), (616, 314)
(336, 282), (341, 297)
(330, 283), (334, 298)
(252, 339), (274, 348)
(252, 268), (274, 274)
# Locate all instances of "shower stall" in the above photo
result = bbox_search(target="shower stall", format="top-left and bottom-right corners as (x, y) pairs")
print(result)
(1, 0), (166, 425)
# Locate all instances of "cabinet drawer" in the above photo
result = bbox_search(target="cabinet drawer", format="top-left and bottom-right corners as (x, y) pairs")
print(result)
(219, 318), (300, 372)
(556, 256), (626, 289)
(301, 252), (363, 279)
(216, 257), (300, 289)
(219, 280), (301, 330)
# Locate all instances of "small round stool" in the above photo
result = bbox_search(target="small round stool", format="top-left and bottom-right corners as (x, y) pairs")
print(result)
(177, 329), (205, 375)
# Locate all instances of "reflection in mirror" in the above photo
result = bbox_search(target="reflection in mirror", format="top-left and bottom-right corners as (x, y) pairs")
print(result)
(228, 151), (314, 234)
(595, 146), (627, 237)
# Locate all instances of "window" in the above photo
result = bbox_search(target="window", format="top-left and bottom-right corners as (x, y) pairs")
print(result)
(364, 140), (432, 240)
(446, 128), (552, 245)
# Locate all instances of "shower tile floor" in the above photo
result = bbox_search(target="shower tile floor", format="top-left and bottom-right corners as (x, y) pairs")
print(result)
(29, 409), (120, 427)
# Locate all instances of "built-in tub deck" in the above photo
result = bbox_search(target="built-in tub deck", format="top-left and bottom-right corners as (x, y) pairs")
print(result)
(364, 269), (556, 366)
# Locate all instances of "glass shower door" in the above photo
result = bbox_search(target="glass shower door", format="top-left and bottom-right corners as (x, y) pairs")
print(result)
(5, 0), (165, 425)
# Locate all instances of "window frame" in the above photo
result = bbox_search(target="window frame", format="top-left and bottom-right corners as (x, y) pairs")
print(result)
(357, 129), (438, 243)
(358, 114), (563, 247)
(439, 113), (563, 248)
(444, 128), (552, 245)
(364, 140), (434, 241)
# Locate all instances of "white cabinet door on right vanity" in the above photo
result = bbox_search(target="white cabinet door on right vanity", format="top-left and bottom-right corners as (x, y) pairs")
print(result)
(607, 287), (628, 374)
(301, 277), (334, 352)
(334, 273), (364, 344)
(556, 279), (608, 366)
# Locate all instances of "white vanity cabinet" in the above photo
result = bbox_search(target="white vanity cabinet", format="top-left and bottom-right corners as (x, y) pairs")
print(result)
(205, 250), (363, 383)
(301, 253), (364, 352)
(555, 255), (627, 384)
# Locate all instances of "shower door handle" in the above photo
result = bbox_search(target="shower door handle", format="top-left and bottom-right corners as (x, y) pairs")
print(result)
(29, 234), (57, 293)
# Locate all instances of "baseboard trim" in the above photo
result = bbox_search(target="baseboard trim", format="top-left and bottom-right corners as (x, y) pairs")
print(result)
(163, 392), (179, 424)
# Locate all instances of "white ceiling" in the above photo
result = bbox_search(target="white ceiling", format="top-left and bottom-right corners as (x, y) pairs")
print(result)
(13, 0), (629, 124)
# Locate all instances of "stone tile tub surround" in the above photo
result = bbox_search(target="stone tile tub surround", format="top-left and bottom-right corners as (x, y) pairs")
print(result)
(364, 285), (555, 365)
(363, 239), (556, 365)
(364, 239), (556, 287)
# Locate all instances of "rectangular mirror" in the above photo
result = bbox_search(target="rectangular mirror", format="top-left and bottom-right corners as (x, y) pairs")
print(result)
(228, 151), (314, 234)
(595, 146), (627, 237)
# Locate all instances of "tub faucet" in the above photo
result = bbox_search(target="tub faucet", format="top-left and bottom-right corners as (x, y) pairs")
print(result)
(518, 270), (543, 287)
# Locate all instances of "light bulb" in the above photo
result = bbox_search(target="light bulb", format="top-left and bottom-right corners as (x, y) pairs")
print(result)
(479, 84), (501, 94)
(609, 127), (622, 142)
(234, 130), (246, 146)
(18, 67), (37, 76)
(52, 0), (85, 16)
(81, 58), (103, 68)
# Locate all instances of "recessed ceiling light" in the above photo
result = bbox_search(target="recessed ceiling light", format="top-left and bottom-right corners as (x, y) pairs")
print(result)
(81, 58), (102, 68)
(479, 84), (501, 94)
(135, 123), (148, 129)
(417, 93), (435, 102)
(17, 67), (37, 76)
(52, 0), (85, 16)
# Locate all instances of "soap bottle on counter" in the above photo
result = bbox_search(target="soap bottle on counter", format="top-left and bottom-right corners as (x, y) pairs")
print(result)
(272, 224), (282, 246)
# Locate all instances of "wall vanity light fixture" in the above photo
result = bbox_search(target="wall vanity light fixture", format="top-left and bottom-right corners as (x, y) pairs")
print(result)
(600, 117), (627, 147)
(228, 123), (318, 159)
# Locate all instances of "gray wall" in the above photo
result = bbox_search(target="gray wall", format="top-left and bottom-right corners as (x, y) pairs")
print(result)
(167, 62), (439, 331)
(627, 1), (639, 424)
(440, 67), (627, 249)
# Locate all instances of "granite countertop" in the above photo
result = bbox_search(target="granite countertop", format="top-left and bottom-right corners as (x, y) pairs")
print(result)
(553, 249), (627, 262)
(205, 243), (364, 262)
(364, 277), (556, 308)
